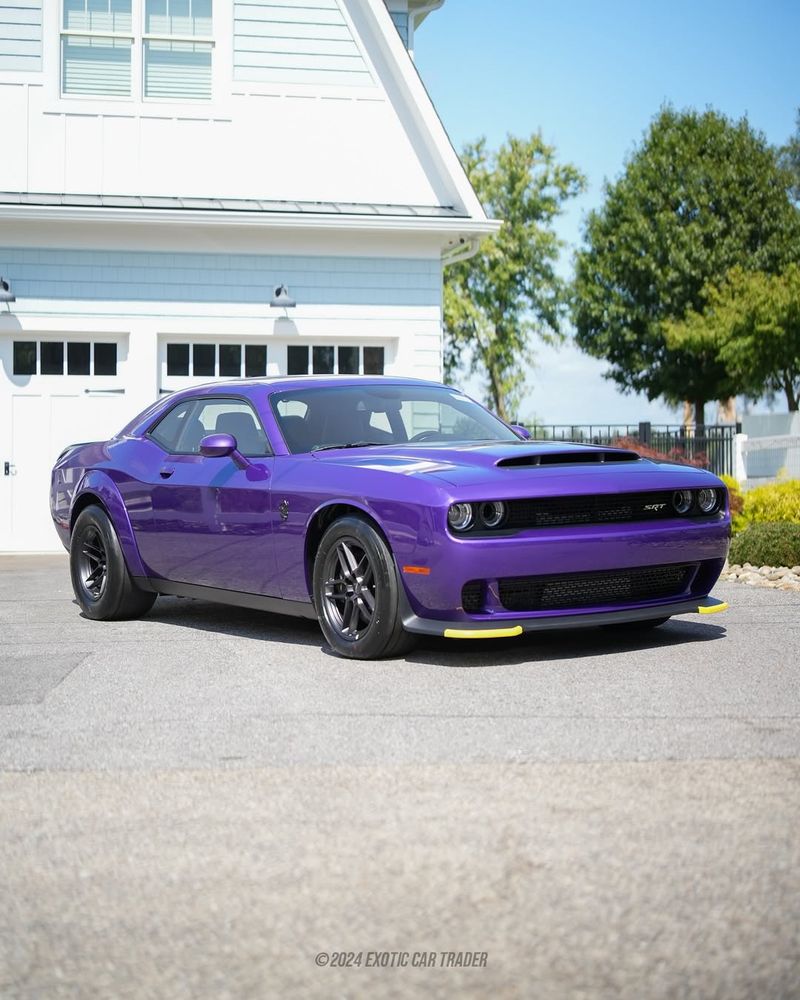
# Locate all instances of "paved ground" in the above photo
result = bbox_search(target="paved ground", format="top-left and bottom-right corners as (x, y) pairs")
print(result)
(1, 554), (798, 999)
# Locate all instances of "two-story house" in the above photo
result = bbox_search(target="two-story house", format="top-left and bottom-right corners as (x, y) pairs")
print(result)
(0, 0), (496, 551)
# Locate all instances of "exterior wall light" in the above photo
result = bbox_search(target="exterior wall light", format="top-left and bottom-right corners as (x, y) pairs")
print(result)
(0, 276), (15, 311)
(270, 285), (296, 308)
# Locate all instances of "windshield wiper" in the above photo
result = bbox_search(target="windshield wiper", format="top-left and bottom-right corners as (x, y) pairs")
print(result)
(312, 441), (386, 452)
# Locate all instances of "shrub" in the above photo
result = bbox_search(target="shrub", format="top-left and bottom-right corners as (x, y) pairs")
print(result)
(612, 436), (707, 467)
(728, 522), (800, 567)
(741, 480), (800, 527)
(719, 474), (746, 532)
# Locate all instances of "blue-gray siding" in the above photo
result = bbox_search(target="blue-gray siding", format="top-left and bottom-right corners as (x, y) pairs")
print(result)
(389, 11), (408, 48)
(0, 248), (441, 307)
(0, 0), (42, 72)
(233, 0), (373, 87)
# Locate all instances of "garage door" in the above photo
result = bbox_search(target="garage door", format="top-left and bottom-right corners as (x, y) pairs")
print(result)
(1, 391), (127, 552)
(0, 337), (128, 552)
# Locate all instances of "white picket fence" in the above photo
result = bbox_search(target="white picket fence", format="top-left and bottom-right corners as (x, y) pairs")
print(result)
(736, 434), (800, 487)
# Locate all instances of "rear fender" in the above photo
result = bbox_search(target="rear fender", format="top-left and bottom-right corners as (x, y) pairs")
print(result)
(72, 470), (147, 578)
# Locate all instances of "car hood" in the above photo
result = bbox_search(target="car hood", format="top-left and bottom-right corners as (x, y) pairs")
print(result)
(309, 440), (721, 494)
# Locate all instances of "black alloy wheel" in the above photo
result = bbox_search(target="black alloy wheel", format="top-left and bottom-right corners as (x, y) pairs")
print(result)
(70, 505), (157, 621)
(322, 536), (376, 641)
(76, 524), (108, 602)
(313, 515), (415, 660)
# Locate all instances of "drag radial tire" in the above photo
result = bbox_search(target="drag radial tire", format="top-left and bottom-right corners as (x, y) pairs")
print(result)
(70, 505), (157, 621)
(313, 515), (416, 659)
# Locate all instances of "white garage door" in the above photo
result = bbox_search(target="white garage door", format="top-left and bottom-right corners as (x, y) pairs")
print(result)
(1, 391), (127, 552)
(0, 337), (128, 552)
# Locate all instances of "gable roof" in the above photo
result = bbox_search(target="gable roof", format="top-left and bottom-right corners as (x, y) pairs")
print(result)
(0, 0), (498, 245)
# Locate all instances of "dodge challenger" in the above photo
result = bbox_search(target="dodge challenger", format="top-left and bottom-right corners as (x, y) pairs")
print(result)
(50, 376), (730, 659)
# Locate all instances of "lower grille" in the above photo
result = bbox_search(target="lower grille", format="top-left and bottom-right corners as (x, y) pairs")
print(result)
(461, 580), (485, 613)
(498, 563), (696, 613)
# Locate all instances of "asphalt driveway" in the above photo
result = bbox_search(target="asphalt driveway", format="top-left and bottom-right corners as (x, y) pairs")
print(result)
(1, 554), (798, 999)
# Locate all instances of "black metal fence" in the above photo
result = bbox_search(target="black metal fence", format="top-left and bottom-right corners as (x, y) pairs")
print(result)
(525, 422), (739, 478)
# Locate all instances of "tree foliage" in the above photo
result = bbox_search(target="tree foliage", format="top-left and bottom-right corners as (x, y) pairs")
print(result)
(444, 135), (585, 421)
(572, 106), (800, 420)
(779, 108), (800, 203)
(664, 265), (800, 411)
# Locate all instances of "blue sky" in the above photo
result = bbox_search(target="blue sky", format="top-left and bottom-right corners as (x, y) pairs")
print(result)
(413, 0), (800, 425)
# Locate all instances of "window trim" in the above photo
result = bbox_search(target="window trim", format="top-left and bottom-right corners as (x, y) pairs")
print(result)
(60, 0), (215, 102)
(145, 393), (273, 458)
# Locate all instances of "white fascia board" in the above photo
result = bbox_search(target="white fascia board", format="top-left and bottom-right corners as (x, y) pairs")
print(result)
(0, 203), (501, 237)
(352, 0), (490, 224)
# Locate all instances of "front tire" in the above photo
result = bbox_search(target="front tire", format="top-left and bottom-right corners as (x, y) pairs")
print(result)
(70, 505), (157, 621)
(313, 516), (415, 659)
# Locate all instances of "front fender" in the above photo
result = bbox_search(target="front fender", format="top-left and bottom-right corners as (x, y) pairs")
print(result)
(72, 470), (147, 578)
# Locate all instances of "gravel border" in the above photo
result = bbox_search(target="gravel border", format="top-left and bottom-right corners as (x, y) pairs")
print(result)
(720, 563), (800, 590)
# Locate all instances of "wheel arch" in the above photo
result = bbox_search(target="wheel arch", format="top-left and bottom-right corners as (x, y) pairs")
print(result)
(70, 472), (147, 578)
(304, 502), (393, 599)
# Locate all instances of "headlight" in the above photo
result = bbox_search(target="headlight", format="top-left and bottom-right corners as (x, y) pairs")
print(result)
(697, 488), (719, 513)
(479, 500), (507, 528)
(448, 502), (474, 531)
(673, 489), (693, 514)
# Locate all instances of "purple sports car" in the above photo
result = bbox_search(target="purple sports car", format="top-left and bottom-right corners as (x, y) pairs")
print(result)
(50, 376), (730, 659)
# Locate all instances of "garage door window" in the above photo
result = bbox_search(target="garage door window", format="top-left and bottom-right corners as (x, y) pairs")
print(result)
(166, 342), (268, 378)
(287, 345), (385, 376)
(12, 340), (118, 376)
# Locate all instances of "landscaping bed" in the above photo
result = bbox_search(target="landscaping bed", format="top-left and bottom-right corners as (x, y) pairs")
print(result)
(720, 562), (800, 590)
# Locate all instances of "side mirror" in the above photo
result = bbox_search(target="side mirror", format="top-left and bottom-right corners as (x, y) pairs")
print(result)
(510, 424), (531, 440)
(200, 432), (237, 458)
(199, 433), (251, 469)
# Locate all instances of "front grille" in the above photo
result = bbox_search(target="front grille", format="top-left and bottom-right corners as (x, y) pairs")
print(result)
(498, 563), (696, 612)
(461, 580), (484, 613)
(505, 491), (712, 530)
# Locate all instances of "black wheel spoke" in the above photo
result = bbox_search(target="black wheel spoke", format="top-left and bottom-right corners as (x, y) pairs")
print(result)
(321, 536), (379, 642)
(77, 527), (108, 601)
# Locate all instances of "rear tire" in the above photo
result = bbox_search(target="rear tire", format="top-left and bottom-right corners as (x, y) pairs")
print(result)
(313, 515), (416, 659)
(70, 505), (157, 621)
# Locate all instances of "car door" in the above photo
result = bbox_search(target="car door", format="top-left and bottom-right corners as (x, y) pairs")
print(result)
(133, 396), (279, 596)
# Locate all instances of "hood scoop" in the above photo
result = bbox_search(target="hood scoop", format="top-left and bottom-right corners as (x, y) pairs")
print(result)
(497, 450), (640, 468)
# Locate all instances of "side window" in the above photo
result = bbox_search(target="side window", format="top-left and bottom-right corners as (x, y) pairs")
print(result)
(192, 398), (270, 456)
(149, 399), (198, 452)
(149, 398), (271, 456)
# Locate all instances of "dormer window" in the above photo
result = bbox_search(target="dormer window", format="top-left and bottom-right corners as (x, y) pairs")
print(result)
(144, 0), (212, 99)
(60, 0), (213, 100)
(61, 0), (133, 96)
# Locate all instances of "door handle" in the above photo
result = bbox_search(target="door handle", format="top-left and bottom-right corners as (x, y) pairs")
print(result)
(159, 466), (175, 479)
(4, 462), (16, 476)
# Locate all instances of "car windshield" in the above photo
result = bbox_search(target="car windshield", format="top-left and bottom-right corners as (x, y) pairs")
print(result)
(270, 383), (519, 454)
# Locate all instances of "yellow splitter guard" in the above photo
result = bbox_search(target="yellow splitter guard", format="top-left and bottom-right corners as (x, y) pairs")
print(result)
(427, 597), (730, 639)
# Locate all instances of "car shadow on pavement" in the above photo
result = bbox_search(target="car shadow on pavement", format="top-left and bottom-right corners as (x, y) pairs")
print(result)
(75, 596), (324, 648)
(406, 619), (727, 668)
(83, 596), (726, 665)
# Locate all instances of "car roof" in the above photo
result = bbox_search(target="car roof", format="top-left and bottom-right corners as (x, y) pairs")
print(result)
(192, 375), (444, 393)
(118, 375), (453, 438)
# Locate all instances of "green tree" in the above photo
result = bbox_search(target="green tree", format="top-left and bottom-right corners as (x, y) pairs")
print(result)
(444, 135), (585, 421)
(665, 265), (800, 411)
(779, 108), (800, 203)
(572, 107), (800, 425)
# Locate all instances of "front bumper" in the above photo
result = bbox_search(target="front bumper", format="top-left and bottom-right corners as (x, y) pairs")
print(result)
(400, 594), (729, 638)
